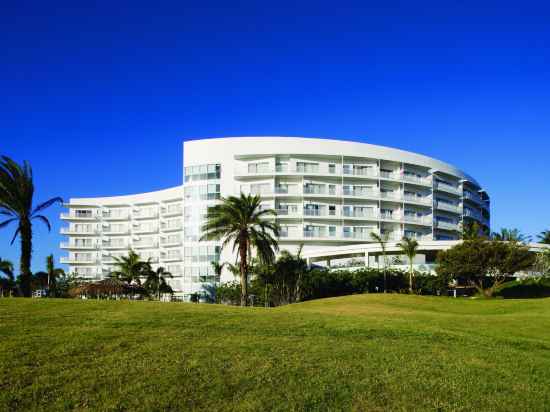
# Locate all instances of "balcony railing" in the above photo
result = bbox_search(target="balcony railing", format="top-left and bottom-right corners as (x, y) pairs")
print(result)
(343, 231), (373, 240)
(343, 211), (377, 219)
(60, 242), (98, 249)
(436, 202), (460, 213)
(60, 212), (98, 220)
(102, 211), (129, 220)
(436, 182), (460, 195)
(60, 257), (98, 264)
(133, 211), (159, 220)
(463, 192), (482, 204)
(162, 206), (183, 216)
(436, 221), (459, 231)
(403, 194), (431, 205)
(60, 228), (99, 235)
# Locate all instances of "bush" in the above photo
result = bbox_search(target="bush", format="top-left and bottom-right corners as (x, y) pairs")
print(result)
(494, 277), (550, 298)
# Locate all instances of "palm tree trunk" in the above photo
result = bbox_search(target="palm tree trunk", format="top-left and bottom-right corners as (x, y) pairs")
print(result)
(409, 263), (413, 294)
(20, 218), (32, 297)
(239, 241), (248, 307)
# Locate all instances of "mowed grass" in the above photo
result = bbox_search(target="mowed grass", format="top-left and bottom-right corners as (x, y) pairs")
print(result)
(1, 296), (550, 411)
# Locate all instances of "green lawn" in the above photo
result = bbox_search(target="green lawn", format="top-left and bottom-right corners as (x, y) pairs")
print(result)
(1, 295), (549, 411)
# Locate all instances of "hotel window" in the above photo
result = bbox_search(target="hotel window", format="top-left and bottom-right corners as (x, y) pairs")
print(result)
(343, 164), (352, 175)
(329, 226), (336, 237)
(328, 164), (336, 174)
(75, 209), (93, 218)
(185, 164), (221, 181)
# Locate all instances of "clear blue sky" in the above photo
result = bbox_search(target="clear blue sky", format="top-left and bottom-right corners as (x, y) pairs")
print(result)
(1, 0), (549, 273)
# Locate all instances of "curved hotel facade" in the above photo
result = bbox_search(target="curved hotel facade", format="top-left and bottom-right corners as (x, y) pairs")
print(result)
(61, 137), (490, 298)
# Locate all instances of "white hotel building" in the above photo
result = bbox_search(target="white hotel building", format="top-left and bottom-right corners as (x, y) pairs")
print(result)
(60, 137), (490, 298)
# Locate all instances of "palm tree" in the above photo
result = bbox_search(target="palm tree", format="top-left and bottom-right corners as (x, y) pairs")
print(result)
(537, 230), (550, 244)
(397, 237), (419, 294)
(0, 156), (63, 297)
(0, 257), (14, 297)
(461, 221), (483, 240)
(201, 193), (279, 306)
(109, 250), (150, 286)
(491, 228), (530, 243)
(143, 266), (173, 300)
(34, 254), (65, 295)
(370, 231), (390, 293)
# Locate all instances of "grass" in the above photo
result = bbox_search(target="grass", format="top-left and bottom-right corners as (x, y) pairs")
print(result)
(1, 295), (550, 411)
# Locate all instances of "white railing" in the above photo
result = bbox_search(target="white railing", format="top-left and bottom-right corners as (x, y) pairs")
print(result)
(60, 242), (98, 249)
(403, 195), (431, 204)
(60, 212), (98, 220)
(463, 191), (482, 203)
(436, 182), (460, 195)
(436, 221), (459, 230)
(436, 202), (460, 213)
(60, 228), (99, 235)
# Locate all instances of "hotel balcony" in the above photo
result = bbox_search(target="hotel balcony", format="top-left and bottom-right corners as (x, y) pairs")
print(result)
(161, 206), (183, 217)
(342, 231), (373, 240)
(60, 256), (98, 265)
(463, 191), (483, 204)
(161, 252), (183, 262)
(60, 242), (98, 250)
(160, 238), (182, 247)
(402, 214), (432, 225)
(161, 223), (183, 232)
(435, 182), (461, 195)
(132, 225), (158, 234)
(102, 210), (130, 221)
(342, 210), (378, 220)
(275, 208), (302, 218)
(60, 228), (99, 235)
(403, 194), (432, 205)
(102, 241), (130, 250)
(133, 241), (158, 249)
(60, 212), (98, 221)
(103, 227), (131, 235)
(133, 211), (159, 220)
(436, 221), (460, 231)
(435, 202), (461, 214)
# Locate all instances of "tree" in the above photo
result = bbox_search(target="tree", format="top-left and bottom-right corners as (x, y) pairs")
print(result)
(491, 228), (530, 243)
(397, 237), (419, 293)
(201, 193), (279, 306)
(109, 250), (151, 286)
(0, 156), (63, 297)
(0, 257), (15, 297)
(370, 231), (390, 293)
(537, 230), (550, 245)
(33, 254), (65, 295)
(143, 266), (173, 300)
(255, 245), (308, 306)
(534, 248), (550, 276)
(461, 221), (485, 240)
(436, 239), (535, 297)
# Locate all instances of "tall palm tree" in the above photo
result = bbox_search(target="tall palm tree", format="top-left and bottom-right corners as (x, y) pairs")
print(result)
(0, 257), (14, 297)
(370, 231), (390, 293)
(143, 266), (173, 300)
(537, 230), (550, 244)
(201, 193), (279, 306)
(491, 228), (530, 243)
(0, 156), (63, 297)
(397, 236), (419, 294)
(109, 250), (150, 286)
(34, 254), (65, 294)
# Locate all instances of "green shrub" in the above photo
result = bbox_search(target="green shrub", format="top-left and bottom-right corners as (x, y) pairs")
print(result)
(494, 277), (550, 298)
